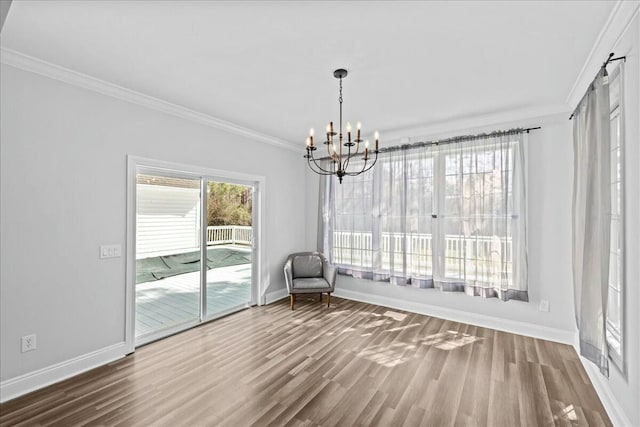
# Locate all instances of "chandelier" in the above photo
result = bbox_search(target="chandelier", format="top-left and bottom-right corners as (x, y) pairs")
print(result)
(304, 68), (379, 184)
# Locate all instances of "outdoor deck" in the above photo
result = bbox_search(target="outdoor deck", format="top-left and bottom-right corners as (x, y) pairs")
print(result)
(136, 263), (252, 339)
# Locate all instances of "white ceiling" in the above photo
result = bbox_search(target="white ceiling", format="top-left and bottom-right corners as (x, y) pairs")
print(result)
(1, 1), (616, 145)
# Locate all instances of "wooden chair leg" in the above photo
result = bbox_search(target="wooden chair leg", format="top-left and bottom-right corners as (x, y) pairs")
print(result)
(327, 292), (331, 307)
(290, 294), (295, 310)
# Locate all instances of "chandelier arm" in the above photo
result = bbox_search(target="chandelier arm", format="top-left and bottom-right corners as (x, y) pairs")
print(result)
(344, 141), (361, 173)
(307, 159), (336, 176)
(308, 153), (336, 174)
(308, 160), (334, 175)
(343, 142), (354, 172)
(344, 152), (378, 176)
(353, 141), (361, 157)
(344, 153), (358, 174)
(344, 157), (368, 176)
(359, 154), (378, 173)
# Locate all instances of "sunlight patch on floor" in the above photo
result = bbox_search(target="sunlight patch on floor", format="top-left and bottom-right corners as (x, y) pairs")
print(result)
(385, 323), (421, 333)
(554, 404), (578, 423)
(327, 310), (352, 317)
(362, 319), (394, 329)
(356, 341), (417, 367)
(418, 330), (482, 350)
(383, 310), (407, 321)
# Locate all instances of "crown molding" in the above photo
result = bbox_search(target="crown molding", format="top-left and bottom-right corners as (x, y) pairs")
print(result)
(378, 104), (571, 145)
(0, 47), (299, 152)
(566, 0), (640, 109)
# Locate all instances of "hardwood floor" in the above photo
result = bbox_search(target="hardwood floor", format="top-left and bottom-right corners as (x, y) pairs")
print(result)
(0, 297), (611, 426)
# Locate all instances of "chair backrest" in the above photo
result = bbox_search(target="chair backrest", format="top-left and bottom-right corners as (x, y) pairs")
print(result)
(291, 252), (323, 279)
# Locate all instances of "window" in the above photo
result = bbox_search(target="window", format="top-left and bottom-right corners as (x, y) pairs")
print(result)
(607, 68), (624, 368)
(440, 146), (515, 286)
(322, 133), (527, 301)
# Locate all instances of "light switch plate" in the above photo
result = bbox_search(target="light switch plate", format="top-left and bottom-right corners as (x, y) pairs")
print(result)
(100, 244), (122, 259)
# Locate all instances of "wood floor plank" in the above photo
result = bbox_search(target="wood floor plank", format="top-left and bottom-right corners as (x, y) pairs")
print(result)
(0, 297), (612, 427)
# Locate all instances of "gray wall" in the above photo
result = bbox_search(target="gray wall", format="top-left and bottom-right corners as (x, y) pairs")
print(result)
(0, 63), (307, 382)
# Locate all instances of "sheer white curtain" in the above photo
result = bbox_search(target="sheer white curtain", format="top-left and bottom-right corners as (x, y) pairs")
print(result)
(433, 135), (528, 300)
(320, 132), (528, 301)
(572, 68), (611, 376)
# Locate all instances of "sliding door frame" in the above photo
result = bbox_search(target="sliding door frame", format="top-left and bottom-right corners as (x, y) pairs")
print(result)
(125, 155), (266, 354)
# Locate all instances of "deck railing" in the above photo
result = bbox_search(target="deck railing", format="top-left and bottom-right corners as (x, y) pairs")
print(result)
(207, 225), (253, 246)
(333, 231), (512, 280)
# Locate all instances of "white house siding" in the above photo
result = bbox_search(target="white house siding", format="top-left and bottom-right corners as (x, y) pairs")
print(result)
(136, 184), (200, 258)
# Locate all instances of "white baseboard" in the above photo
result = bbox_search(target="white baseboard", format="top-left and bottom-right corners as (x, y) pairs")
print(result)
(576, 348), (633, 427)
(0, 342), (127, 403)
(264, 287), (288, 304)
(333, 288), (576, 345)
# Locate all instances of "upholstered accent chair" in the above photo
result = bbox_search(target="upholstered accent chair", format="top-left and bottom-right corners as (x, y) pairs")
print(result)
(284, 252), (337, 310)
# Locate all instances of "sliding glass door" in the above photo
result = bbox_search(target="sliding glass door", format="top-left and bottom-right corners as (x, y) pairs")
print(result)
(134, 168), (255, 345)
(135, 173), (202, 341)
(205, 181), (254, 319)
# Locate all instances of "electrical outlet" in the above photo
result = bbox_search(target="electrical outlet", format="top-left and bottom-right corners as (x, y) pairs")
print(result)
(100, 244), (122, 259)
(21, 334), (37, 352)
(539, 299), (550, 312)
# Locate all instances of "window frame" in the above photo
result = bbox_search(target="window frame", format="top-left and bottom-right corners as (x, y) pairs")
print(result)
(606, 66), (625, 371)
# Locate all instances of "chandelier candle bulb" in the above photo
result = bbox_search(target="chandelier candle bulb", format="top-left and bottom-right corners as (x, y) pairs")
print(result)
(357, 122), (362, 141)
(346, 122), (352, 142)
(309, 128), (314, 146)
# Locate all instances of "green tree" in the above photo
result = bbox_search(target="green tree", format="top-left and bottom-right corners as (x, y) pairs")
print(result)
(207, 182), (252, 226)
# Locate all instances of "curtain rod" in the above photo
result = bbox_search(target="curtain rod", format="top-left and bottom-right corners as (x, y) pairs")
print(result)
(377, 126), (540, 154)
(315, 126), (540, 160)
(569, 52), (626, 120)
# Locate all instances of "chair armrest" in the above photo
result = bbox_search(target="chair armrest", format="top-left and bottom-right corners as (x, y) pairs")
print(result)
(284, 259), (294, 293)
(323, 262), (337, 292)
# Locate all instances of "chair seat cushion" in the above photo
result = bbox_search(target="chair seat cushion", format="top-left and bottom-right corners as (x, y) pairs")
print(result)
(292, 277), (330, 292)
